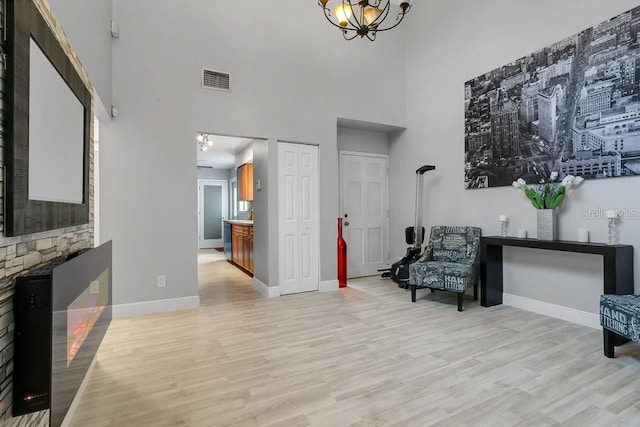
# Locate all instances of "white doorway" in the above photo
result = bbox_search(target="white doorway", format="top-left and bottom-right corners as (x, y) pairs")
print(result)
(278, 142), (319, 295)
(198, 179), (228, 249)
(339, 151), (389, 278)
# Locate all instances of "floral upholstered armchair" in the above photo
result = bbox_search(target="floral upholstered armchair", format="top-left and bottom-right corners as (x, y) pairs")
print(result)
(408, 226), (482, 311)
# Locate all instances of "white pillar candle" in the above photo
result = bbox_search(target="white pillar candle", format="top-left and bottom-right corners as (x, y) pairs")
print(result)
(517, 228), (527, 238)
(578, 228), (589, 243)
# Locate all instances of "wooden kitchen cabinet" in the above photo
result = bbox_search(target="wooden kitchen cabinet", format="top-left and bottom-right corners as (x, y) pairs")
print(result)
(245, 230), (253, 272)
(231, 223), (253, 275)
(238, 163), (254, 201)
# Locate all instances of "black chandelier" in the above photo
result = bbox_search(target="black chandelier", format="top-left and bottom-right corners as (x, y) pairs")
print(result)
(318, 0), (412, 41)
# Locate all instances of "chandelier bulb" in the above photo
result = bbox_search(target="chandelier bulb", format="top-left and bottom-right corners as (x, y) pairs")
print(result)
(197, 134), (204, 142)
(364, 7), (383, 26)
(207, 138), (213, 146)
(334, 3), (352, 27)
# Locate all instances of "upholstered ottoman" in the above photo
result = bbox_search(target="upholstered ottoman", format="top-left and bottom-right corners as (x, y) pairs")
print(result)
(600, 294), (640, 357)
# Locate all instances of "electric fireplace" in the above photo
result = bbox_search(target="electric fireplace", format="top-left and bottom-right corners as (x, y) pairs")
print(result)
(13, 241), (112, 426)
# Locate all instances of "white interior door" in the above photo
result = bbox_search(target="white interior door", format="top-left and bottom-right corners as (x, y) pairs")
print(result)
(339, 151), (389, 278)
(278, 142), (319, 295)
(198, 179), (228, 249)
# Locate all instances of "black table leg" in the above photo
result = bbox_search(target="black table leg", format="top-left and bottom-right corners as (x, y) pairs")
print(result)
(481, 243), (503, 307)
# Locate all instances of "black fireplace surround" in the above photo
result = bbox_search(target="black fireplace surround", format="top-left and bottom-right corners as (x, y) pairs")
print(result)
(13, 241), (112, 426)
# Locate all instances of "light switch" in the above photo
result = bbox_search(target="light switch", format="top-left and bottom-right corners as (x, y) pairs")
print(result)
(255, 180), (262, 190)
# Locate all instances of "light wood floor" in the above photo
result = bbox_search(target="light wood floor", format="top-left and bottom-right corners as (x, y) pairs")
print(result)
(69, 255), (640, 426)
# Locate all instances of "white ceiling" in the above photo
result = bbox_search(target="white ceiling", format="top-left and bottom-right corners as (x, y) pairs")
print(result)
(196, 134), (254, 169)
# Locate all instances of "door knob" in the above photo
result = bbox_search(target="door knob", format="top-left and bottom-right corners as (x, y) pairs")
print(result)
(344, 221), (349, 226)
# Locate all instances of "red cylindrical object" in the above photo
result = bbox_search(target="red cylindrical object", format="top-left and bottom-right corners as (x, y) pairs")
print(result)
(337, 218), (347, 288)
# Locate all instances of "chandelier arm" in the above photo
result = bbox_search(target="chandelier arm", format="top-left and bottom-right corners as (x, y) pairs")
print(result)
(368, 1), (391, 29)
(374, 11), (407, 32)
(342, 29), (360, 41)
(344, 1), (363, 33)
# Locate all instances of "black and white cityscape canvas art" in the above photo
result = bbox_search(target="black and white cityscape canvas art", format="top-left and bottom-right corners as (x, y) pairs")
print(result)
(465, 5), (640, 189)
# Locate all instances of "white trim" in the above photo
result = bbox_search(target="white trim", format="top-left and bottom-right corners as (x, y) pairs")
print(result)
(338, 149), (389, 160)
(112, 296), (200, 318)
(198, 179), (228, 249)
(253, 277), (280, 298)
(61, 354), (97, 427)
(503, 293), (600, 330)
(319, 280), (339, 292)
(230, 176), (238, 218)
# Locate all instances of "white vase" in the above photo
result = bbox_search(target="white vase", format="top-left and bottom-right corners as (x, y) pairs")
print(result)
(537, 209), (557, 240)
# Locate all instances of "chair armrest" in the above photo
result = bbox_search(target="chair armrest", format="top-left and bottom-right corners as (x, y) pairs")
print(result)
(458, 251), (481, 273)
(417, 243), (434, 263)
(417, 251), (433, 263)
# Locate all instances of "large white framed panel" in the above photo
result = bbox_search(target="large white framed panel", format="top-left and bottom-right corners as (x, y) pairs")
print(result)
(285, 234), (296, 281)
(285, 175), (296, 221)
(301, 176), (311, 221)
(29, 38), (84, 204)
(368, 228), (383, 263)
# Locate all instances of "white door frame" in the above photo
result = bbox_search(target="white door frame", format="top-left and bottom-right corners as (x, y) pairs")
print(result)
(339, 150), (389, 278)
(198, 179), (228, 249)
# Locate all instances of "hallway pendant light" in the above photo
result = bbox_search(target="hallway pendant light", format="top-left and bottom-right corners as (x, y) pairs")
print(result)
(197, 133), (214, 151)
(318, 0), (411, 41)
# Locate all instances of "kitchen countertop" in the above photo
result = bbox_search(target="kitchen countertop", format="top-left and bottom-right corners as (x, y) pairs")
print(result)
(224, 219), (254, 226)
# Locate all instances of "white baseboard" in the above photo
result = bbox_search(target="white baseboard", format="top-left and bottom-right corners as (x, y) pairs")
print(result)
(112, 296), (200, 318)
(253, 278), (280, 297)
(319, 280), (339, 292)
(252, 279), (337, 296)
(503, 293), (600, 330)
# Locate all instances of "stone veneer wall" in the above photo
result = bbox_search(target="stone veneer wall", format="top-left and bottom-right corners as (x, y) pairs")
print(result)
(0, 0), (95, 425)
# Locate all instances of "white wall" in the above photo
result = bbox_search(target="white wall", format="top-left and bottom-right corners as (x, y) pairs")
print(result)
(337, 127), (389, 155)
(235, 145), (254, 168)
(197, 167), (230, 181)
(102, 0), (407, 307)
(48, 0), (113, 119)
(252, 139), (269, 281)
(391, 0), (640, 322)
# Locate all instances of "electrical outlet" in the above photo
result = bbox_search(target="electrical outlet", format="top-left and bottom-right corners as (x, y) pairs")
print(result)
(89, 280), (100, 294)
(157, 275), (166, 288)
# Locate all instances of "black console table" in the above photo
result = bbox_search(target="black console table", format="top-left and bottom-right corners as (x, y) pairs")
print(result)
(481, 237), (635, 355)
(480, 237), (634, 307)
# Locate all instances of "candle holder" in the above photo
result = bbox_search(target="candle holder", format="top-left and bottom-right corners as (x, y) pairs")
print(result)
(578, 228), (589, 243)
(608, 218), (617, 245)
(605, 209), (618, 245)
(499, 215), (508, 237)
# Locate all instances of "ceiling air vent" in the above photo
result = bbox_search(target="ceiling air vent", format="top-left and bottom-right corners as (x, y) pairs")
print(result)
(202, 68), (231, 92)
